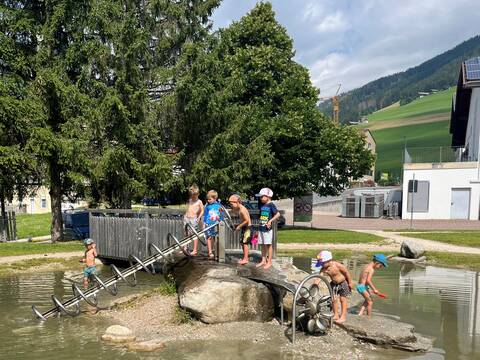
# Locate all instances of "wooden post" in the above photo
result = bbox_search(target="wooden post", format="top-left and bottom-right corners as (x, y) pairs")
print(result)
(218, 222), (226, 263)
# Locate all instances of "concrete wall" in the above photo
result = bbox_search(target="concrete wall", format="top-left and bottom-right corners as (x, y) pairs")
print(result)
(465, 88), (480, 160)
(402, 162), (480, 220)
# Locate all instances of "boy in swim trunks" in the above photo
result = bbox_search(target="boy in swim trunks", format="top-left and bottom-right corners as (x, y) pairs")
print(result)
(357, 253), (388, 316)
(80, 238), (97, 289)
(184, 185), (204, 256)
(228, 194), (252, 265)
(317, 250), (353, 324)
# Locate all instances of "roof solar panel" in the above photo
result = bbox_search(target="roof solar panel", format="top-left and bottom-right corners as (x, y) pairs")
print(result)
(465, 57), (480, 81)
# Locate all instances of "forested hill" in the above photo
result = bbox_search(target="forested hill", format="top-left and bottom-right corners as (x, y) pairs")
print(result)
(319, 35), (480, 123)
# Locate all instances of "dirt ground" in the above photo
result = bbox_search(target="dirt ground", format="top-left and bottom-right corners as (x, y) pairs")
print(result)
(101, 292), (381, 359)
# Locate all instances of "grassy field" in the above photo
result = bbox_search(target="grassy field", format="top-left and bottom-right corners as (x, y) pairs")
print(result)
(16, 213), (52, 239)
(372, 120), (452, 178)
(367, 87), (454, 123)
(0, 241), (83, 257)
(278, 229), (383, 244)
(399, 231), (480, 248)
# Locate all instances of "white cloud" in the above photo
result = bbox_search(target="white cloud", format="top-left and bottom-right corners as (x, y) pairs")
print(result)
(315, 11), (348, 33)
(212, 0), (480, 97)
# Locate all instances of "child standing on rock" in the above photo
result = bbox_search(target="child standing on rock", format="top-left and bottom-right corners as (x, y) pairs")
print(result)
(203, 190), (224, 259)
(228, 194), (252, 265)
(317, 250), (353, 324)
(81, 238), (97, 289)
(256, 187), (280, 270)
(356, 254), (388, 317)
(184, 185), (204, 256)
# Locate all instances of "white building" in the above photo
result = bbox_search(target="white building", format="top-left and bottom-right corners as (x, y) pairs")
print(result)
(402, 57), (480, 220)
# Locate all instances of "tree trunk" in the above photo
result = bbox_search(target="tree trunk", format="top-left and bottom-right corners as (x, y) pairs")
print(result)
(49, 163), (63, 243)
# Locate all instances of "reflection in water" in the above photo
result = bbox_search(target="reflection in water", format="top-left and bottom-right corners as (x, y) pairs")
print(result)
(398, 265), (479, 360)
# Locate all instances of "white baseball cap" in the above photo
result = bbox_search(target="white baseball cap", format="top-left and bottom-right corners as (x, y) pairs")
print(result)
(255, 187), (273, 198)
(317, 250), (332, 262)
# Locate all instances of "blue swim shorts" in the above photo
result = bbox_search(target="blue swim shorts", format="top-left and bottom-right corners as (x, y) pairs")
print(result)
(83, 266), (97, 278)
(356, 284), (370, 294)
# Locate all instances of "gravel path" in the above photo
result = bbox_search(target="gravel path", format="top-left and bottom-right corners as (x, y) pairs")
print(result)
(0, 251), (83, 264)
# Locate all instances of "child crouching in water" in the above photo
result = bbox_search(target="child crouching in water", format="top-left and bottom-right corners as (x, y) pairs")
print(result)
(80, 238), (97, 289)
(356, 253), (388, 316)
(228, 194), (252, 265)
(317, 250), (353, 324)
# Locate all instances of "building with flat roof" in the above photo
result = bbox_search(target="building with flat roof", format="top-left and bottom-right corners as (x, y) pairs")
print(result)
(402, 57), (480, 220)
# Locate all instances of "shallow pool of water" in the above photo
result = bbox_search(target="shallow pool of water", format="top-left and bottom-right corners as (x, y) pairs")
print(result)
(1, 258), (479, 359)
(293, 257), (480, 360)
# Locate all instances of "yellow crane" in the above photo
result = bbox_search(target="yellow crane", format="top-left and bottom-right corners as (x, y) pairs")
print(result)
(319, 84), (342, 123)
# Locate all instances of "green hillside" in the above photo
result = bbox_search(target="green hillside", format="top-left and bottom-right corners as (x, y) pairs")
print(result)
(361, 87), (455, 182)
(368, 87), (454, 122)
(319, 35), (480, 123)
(372, 120), (452, 181)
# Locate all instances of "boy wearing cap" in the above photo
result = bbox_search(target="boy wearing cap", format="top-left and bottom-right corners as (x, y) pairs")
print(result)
(256, 187), (280, 270)
(357, 254), (388, 317)
(80, 238), (97, 289)
(317, 250), (353, 324)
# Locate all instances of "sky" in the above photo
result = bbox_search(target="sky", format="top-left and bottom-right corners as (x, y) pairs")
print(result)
(211, 0), (480, 97)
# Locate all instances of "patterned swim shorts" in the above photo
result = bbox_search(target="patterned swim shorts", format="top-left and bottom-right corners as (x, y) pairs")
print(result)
(330, 280), (351, 297)
(240, 226), (252, 245)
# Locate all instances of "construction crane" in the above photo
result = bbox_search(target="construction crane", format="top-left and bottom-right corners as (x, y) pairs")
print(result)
(319, 84), (342, 123)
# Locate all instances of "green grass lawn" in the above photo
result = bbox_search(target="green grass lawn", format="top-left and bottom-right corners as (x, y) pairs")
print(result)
(400, 231), (480, 248)
(0, 241), (83, 257)
(16, 213), (52, 239)
(372, 120), (452, 178)
(367, 87), (455, 123)
(278, 229), (383, 244)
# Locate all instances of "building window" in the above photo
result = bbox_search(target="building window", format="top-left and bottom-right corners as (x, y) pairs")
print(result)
(407, 180), (429, 212)
(41, 198), (47, 209)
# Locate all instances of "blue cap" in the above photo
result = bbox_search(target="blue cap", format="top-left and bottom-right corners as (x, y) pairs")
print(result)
(373, 254), (388, 267)
(83, 238), (94, 246)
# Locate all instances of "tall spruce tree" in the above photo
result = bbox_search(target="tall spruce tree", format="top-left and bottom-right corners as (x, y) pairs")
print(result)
(175, 3), (374, 198)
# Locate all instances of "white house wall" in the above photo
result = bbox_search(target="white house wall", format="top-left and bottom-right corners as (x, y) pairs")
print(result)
(402, 163), (480, 220)
(464, 88), (480, 159)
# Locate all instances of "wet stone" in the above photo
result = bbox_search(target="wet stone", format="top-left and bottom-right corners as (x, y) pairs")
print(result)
(126, 339), (166, 352)
(337, 315), (433, 352)
(101, 325), (136, 343)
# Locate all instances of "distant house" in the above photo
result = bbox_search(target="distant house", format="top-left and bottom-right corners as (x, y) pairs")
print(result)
(350, 128), (376, 187)
(7, 186), (87, 214)
(402, 57), (480, 219)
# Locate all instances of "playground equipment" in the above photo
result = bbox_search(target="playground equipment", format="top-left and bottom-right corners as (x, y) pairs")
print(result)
(32, 206), (333, 343)
(32, 217), (228, 321)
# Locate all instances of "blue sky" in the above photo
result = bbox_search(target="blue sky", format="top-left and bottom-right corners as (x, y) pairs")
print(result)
(212, 0), (480, 97)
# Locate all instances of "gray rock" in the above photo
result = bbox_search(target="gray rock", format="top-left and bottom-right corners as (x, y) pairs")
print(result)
(400, 240), (425, 259)
(101, 325), (136, 343)
(337, 315), (433, 352)
(173, 260), (274, 324)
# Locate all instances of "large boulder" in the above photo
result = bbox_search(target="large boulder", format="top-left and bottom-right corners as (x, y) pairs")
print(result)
(338, 315), (433, 352)
(400, 240), (425, 259)
(172, 260), (274, 324)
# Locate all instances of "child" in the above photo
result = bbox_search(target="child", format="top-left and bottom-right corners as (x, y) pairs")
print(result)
(317, 250), (353, 324)
(356, 253), (388, 317)
(228, 194), (252, 265)
(203, 190), (224, 259)
(256, 187), (280, 270)
(184, 185), (204, 256)
(80, 238), (97, 289)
